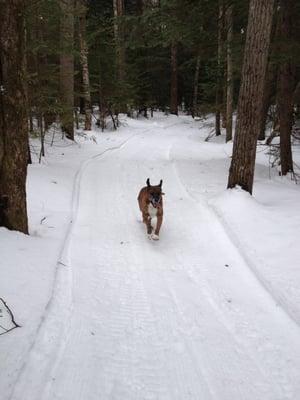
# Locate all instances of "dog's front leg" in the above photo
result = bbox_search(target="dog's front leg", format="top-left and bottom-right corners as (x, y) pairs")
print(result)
(152, 213), (163, 240)
(143, 212), (152, 235)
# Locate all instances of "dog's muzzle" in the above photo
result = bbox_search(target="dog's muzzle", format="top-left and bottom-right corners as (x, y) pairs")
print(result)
(150, 195), (161, 208)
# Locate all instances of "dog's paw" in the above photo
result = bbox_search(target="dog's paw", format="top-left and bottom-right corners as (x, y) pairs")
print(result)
(151, 233), (159, 241)
(147, 234), (153, 240)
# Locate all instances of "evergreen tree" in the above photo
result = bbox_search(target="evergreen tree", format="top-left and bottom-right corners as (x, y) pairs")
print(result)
(60, 0), (75, 139)
(78, 0), (92, 130)
(277, 0), (295, 175)
(0, 0), (29, 233)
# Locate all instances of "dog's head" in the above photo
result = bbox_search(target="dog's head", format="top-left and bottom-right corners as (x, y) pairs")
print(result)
(146, 178), (164, 208)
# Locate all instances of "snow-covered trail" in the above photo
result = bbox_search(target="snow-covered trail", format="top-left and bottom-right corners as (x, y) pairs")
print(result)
(12, 120), (300, 400)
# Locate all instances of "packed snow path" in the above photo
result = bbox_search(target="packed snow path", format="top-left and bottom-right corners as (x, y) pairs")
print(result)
(12, 119), (300, 400)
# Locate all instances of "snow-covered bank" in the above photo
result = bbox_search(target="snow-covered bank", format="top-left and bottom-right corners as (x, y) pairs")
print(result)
(171, 117), (300, 325)
(1, 113), (300, 400)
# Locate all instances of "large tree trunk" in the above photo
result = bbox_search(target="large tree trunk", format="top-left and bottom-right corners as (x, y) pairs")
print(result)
(0, 0), (29, 233)
(225, 4), (233, 142)
(60, 0), (74, 140)
(227, 0), (274, 194)
(170, 42), (178, 115)
(215, 0), (224, 136)
(78, 0), (92, 131)
(277, 0), (294, 175)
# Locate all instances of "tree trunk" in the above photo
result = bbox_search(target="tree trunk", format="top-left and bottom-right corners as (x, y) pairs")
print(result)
(277, 0), (294, 175)
(227, 0), (274, 194)
(97, 54), (107, 131)
(225, 4), (233, 142)
(113, 0), (126, 84)
(60, 0), (74, 140)
(192, 54), (201, 118)
(170, 42), (178, 115)
(0, 0), (29, 233)
(136, 0), (144, 15)
(221, 83), (227, 129)
(215, 0), (224, 136)
(258, 62), (276, 140)
(294, 81), (300, 120)
(78, 0), (92, 130)
(39, 113), (45, 163)
(27, 139), (32, 165)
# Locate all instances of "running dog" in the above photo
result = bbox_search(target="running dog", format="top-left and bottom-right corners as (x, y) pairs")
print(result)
(138, 178), (164, 240)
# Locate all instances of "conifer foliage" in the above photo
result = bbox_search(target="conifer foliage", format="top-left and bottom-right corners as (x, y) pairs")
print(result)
(0, 0), (299, 231)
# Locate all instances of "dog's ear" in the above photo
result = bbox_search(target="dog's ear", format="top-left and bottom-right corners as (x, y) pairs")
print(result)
(146, 178), (150, 187)
(159, 179), (163, 187)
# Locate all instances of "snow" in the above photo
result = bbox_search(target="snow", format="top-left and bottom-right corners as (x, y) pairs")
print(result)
(1, 113), (300, 400)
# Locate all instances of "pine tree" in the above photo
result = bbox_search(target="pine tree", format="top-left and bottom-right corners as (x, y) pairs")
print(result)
(170, 41), (178, 115)
(215, 0), (225, 136)
(277, 0), (295, 175)
(78, 0), (92, 130)
(225, 3), (233, 142)
(60, 0), (75, 139)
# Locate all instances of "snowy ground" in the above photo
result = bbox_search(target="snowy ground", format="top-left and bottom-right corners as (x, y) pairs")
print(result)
(1, 113), (300, 400)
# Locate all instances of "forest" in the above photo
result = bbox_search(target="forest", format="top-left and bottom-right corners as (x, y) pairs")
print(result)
(1, 1), (300, 400)
(0, 0), (299, 233)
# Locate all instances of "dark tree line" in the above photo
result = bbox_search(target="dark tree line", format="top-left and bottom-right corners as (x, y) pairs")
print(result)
(0, 0), (299, 232)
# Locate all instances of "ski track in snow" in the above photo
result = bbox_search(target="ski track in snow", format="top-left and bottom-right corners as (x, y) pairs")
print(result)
(169, 139), (300, 328)
(10, 133), (140, 400)
(11, 119), (300, 400)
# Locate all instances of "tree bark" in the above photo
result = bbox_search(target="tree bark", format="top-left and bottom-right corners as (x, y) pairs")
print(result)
(277, 0), (294, 175)
(294, 81), (300, 120)
(136, 0), (144, 15)
(78, 0), (92, 130)
(113, 0), (126, 84)
(215, 0), (224, 136)
(227, 0), (274, 194)
(60, 0), (74, 140)
(170, 42), (178, 115)
(258, 62), (276, 140)
(0, 0), (29, 233)
(225, 4), (233, 142)
(192, 54), (201, 118)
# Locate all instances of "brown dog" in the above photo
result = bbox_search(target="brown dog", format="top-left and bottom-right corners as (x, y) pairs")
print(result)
(138, 178), (164, 240)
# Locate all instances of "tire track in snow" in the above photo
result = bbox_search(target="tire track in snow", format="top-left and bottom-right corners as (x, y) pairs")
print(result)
(127, 124), (299, 400)
(126, 132), (285, 399)
(42, 132), (221, 400)
(10, 132), (141, 400)
(123, 153), (217, 400)
(44, 154), (174, 400)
